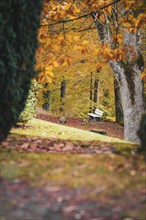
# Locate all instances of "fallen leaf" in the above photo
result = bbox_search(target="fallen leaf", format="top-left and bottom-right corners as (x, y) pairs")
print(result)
(63, 205), (79, 213)
(130, 170), (136, 176)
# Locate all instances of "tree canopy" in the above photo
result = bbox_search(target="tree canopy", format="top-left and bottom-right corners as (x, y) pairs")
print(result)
(36, 0), (146, 84)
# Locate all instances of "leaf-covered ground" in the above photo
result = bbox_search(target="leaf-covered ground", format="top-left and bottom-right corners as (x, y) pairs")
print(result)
(0, 117), (146, 220)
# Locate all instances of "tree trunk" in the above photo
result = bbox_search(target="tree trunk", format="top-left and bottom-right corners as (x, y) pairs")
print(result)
(60, 79), (67, 113)
(93, 78), (100, 111)
(60, 80), (66, 99)
(137, 112), (146, 151)
(0, 0), (42, 140)
(43, 89), (51, 111)
(110, 61), (145, 143)
(89, 72), (93, 113)
(93, 11), (145, 143)
(114, 78), (123, 124)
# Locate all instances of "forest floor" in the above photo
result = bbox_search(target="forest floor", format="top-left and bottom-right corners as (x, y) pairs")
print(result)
(0, 113), (146, 220)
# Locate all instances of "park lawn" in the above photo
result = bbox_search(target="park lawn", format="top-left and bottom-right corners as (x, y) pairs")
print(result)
(12, 118), (130, 144)
(1, 118), (145, 219)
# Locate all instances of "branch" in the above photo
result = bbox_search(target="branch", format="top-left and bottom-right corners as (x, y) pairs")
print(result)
(100, 0), (121, 10)
(50, 26), (96, 34)
(41, 0), (121, 28)
(41, 13), (92, 27)
(78, 26), (96, 32)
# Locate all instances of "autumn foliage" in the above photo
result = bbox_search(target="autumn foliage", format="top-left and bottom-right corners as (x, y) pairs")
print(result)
(36, 0), (146, 84)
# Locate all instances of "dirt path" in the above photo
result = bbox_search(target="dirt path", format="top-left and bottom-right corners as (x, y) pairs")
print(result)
(1, 178), (145, 220)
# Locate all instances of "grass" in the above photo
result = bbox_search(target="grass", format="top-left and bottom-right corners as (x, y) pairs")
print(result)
(12, 118), (131, 144)
(0, 148), (145, 218)
(1, 118), (145, 219)
(0, 148), (145, 191)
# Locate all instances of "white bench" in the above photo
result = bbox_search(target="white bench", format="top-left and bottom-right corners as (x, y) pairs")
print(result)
(87, 109), (103, 121)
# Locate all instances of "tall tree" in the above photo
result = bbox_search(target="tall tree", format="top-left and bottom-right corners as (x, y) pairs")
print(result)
(114, 78), (123, 124)
(89, 72), (93, 113)
(0, 0), (42, 141)
(93, 78), (100, 109)
(93, 1), (146, 142)
(60, 78), (67, 112)
(42, 84), (51, 111)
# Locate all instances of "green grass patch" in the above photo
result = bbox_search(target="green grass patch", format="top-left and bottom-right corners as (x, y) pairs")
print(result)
(12, 118), (130, 144)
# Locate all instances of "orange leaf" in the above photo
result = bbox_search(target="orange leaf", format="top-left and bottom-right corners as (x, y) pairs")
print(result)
(141, 73), (146, 82)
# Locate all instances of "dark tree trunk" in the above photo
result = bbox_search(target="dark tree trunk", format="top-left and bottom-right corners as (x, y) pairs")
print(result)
(114, 78), (123, 124)
(137, 112), (146, 151)
(89, 72), (93, 113)
(0, 0), (42, 141)
(60, 79), (67, 112)
(93, 78), (100, 112)
(60, 80), (66, 99)
(43, 90), (51, 111)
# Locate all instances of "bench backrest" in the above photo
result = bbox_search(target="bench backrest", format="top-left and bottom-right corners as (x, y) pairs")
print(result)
(95, 109), (103, 117)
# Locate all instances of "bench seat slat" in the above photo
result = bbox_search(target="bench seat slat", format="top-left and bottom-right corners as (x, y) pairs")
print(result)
(87, 113), (101, 118)
(95, 109), (103, 116)
(87, 109), (103, 119)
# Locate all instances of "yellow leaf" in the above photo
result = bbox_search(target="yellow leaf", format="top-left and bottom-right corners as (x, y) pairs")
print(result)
(38, 76), (45, 84)
(130, 170), (136, 176)
(73, 36), (80, 42)
(46, 76), (52, 83)
(62, 61), (68, 66)
(73, 45), (79, 50)
(82, 40), (89, 45)
(48, 71), (54, 78)
(53, 61), (60, 68)
(96, 63), (102, 72)
(124, 22), (132, 28)
(108, 165), (114, 171)
(67, 35), (73, 43)
(73, 5), (81, 13)
(45, 65), (54, 72)
(53, 45), (60, 51)
(106, 6), (112, 14)
(99, 13), (106, 23)
(93, 48), (99, 54)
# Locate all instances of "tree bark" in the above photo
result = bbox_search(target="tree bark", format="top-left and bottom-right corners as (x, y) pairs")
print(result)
(114, 78), (123, 124)
(60, 79), (67, 113)
(110, 60), (145, 143)
(89, 72), (93, 113)
(93, 10), (145, 143)
(93, 78), (100, 112)
(43, 89), (51, 111)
